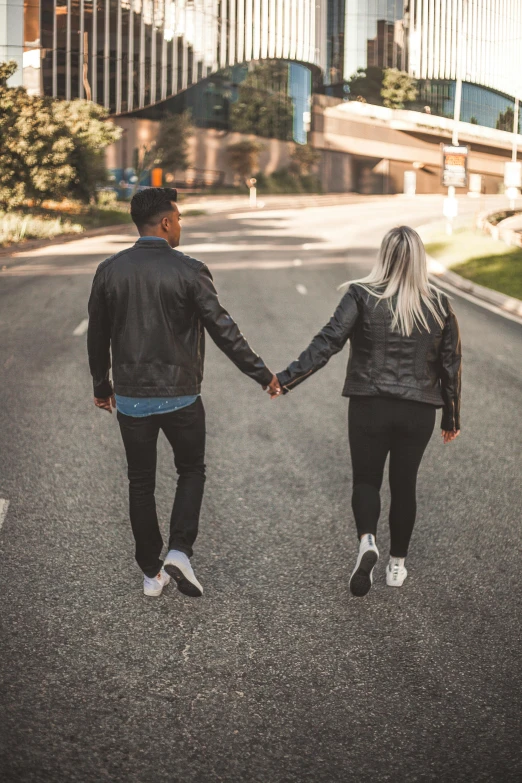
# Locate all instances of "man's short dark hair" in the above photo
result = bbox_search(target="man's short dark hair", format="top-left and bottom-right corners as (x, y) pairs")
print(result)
(130, 187), (178, 230)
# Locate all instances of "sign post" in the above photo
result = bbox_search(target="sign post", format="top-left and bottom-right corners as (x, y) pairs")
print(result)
(441, 144), (468, 234)
(248, 177), (257, 208)
(504, 161), (521, 209)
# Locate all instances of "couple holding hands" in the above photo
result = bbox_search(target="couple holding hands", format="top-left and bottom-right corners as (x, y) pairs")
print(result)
(88, 188), (461, 600)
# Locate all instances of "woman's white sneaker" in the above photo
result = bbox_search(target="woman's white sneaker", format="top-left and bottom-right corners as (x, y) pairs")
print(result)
(386, 557), (407, 587)
(164, 550), (203, 597)
(143, 568), (171, 597)
(349, 534), (379, 597)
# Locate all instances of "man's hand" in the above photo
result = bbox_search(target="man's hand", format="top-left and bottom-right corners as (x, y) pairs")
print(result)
(263, 375), (282, 399)
(94, 394), (116, 413)
(442, 429), (460, 444)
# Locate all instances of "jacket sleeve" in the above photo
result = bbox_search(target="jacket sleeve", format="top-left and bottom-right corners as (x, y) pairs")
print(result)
(87, 266), (113, 399)
(439, 299), (462, 431)
(192, 265), (273, 387)
(277, 285), (360, 393)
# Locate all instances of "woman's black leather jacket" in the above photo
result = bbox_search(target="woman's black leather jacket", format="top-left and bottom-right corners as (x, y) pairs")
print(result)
(277, 284), (462, 430)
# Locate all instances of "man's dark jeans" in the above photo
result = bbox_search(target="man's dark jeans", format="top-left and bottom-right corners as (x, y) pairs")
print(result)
(117, 398), (206, 577)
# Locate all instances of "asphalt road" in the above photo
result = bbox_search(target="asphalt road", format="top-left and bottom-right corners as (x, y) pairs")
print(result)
(0, 195), (521, 783)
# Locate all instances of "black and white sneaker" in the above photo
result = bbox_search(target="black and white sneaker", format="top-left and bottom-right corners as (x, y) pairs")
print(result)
(164, 550), (203, 597)
(349, 534), (379, 597)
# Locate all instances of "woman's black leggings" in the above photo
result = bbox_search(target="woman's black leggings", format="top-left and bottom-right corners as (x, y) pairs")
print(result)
(348, 396), (436, 557)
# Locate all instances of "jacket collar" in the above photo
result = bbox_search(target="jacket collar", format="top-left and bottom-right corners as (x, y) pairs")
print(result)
(135, 237), (170, 247)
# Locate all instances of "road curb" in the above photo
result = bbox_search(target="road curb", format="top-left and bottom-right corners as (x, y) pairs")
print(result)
(0, 223), (133, 258)
(428, 256), (522, 320)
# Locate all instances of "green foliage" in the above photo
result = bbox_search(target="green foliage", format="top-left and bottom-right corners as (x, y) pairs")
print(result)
(254, 168), (322, 194)
(496, 106), (516, 133)
(229, 61), (294, 140)
(346, 66), (384, 105)
(381, 68), (418, 109)
(346, 66), (417, 110)
(155, 111), (194, 172)
(289, 144), (320, 177)
(227, 140), (264, 185)
(53, 100), (120, 203)
(0, 61), (120, 210)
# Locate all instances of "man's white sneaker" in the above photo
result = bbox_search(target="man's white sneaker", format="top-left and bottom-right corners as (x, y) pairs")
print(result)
(143, 568), (171, 597)
(164, 550), (203, 597)
(386, 557), (408, 587)
(349, 534), (379, 597)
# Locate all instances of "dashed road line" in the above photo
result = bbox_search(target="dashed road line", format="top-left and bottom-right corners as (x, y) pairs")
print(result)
(0, 499), (10, 532)
(73, 318), (89, 336)
(296, 284), (308, 295)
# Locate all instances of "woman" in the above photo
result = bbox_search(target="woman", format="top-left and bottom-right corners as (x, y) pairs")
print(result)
(272, 226), (461, 597)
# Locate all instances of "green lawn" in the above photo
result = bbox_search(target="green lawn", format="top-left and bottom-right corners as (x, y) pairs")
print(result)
(424, 227), (522, 301)
(453, 251), (522, 300)
(0, 203), (132, 247)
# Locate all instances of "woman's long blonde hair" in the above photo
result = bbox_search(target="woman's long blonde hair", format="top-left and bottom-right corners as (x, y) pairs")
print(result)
(341, 225), (446, 336)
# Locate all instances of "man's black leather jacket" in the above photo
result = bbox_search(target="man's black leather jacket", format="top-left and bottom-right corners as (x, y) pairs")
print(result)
(87, 238), (273, 399)
(277, 284), (462, 431)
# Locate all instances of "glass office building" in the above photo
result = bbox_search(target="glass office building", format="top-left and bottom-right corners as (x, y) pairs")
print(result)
(3, 0), (522, 133)
(34, 0), (322, 116)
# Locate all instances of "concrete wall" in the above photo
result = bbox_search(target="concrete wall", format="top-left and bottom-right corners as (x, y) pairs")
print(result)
(106, 120), (294, 186)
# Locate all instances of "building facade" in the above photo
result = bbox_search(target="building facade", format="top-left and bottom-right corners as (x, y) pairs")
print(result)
(3, 0), (522, 132)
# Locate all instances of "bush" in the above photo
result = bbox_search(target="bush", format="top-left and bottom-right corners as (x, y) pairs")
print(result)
(254, 167), (322, 194)
(0, 61), (121, 211)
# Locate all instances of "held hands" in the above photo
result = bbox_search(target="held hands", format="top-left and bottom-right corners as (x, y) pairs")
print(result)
(263, 374), (282, 399)
(94, 394), (116, 413)
(442, 429), (460, 444)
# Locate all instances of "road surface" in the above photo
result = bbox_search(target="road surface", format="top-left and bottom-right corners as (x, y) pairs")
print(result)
(0, 195), (520, 782)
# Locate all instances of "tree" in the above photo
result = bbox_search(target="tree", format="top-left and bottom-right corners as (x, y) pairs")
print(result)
(381, 68), (418, 109)
(496, 106), (518, 133)
(53, 100), (121, 203)
(0, 62), (74, 209)
(229, 61), (294, 140)
(0, 61), (120, 209)
(155, 111), (194, 174)
(289, 144), (320, 176)
(346, 66), (384, 105)
(129, 111), (194, 195)
(226, 140), (263, 186)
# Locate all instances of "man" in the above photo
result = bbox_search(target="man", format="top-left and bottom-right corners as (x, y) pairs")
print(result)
(88, 187), (281, 598)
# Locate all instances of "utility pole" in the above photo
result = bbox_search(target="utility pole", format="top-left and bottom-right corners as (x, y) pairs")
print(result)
(444, 0), (465, 235)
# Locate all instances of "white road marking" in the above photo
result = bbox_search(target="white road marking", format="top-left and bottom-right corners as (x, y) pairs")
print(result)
(0, 499), (10, 532)
(296, 284), (308, 295)
(73, 318), (89, 336)
(293, 258), (303, 266)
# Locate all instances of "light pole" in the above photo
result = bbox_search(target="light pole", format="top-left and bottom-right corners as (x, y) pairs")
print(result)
(444, 0), (466, 235)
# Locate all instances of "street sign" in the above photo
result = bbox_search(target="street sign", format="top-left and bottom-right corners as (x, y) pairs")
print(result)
(504, 161), (522, 188)
(441, 144), (468, 188)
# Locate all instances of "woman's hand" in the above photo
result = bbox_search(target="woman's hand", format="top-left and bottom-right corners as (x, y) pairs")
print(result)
(442, 429), (460, 444)
(263, 375), (282, 399)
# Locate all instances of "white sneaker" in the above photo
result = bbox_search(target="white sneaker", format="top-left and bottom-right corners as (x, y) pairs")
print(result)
(386, 557), (408, 587)
(349, 534), (379, 597)
(143, 568), (171, 597)
(164, 550), (203, 597)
